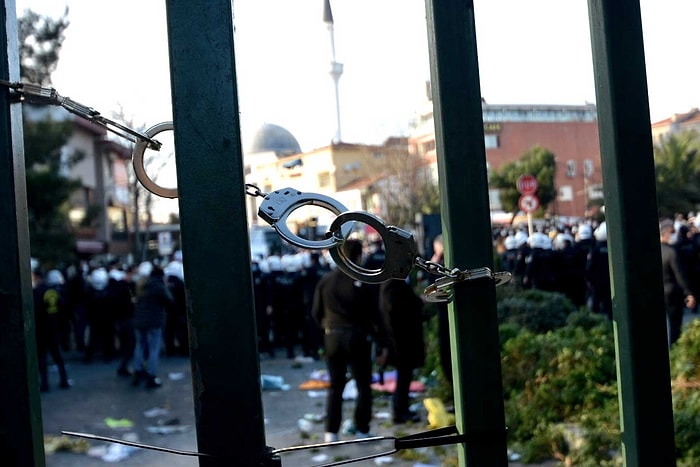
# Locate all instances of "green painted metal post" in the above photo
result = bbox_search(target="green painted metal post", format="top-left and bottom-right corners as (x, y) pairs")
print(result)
(164, 2), (271, 465)
(0, 1), (46, 465)
(425, 1), (508, 465)
(588, 0), (676, 465)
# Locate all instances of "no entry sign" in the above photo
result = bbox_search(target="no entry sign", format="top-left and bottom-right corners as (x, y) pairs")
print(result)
(517, 174), (538, 194)
(518, 194), (540, 213)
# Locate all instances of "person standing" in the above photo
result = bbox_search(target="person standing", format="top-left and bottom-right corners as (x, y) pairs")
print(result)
(107, 268), (136, 377)
(132, 262), (173, 388)
(84, 267), (115, 363)
(312, 239), (387, 442)
(379, 276), (425, 424)
(33, 269), (71, 391)
(660, 219), (697, 345)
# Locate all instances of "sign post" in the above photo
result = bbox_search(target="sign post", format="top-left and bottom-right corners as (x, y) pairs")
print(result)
(516, 175), (538, 235)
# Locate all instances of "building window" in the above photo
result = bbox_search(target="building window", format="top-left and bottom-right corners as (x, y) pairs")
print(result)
(559, 185), (573, 201)
(584, 159), (594, 178)
(566, 160), (576, 178)
(318, 172), (331, 188)
(484, 134), (499, 149)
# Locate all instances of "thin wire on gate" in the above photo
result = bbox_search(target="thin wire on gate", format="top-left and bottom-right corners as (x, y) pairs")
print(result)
(62, 425), (495, 466)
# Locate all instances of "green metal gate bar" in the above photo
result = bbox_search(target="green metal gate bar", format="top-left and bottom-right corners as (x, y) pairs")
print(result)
(425, 1), (508, 465)
(164, 1), (271, 465)
(0, 1), (45, 465)
(588, 0), (676, 464)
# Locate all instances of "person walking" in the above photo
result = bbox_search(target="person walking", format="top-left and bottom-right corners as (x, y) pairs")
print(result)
(312, 239), (387, 442)
(132, 262), (173, 388)
(660, 219), (697, 345)
(379, 276), (425, 424)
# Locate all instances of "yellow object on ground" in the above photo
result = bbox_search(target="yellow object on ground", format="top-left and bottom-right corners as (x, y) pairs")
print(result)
(423, 397), (455, 429)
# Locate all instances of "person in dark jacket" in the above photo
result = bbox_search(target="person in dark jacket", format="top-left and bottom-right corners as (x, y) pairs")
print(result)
(84, 267), (115, 362)
(379, 276), (425, 424)
(132, 262), (173, 388)
(312, 239), (388, 442)
(660, 219), (697, 345)
(33, 269), (71, 391)
(107, 268), (136, 377)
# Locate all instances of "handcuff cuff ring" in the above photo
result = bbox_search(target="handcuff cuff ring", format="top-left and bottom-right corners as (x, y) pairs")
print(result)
(328, 211), (417, 284)
(133, 121), (177, 199)
(258, 188), (351, 250)
(423, 269), (513, 303)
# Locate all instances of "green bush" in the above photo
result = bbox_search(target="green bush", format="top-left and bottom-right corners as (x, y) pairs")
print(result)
(497, 289), (577, 333)
(670, 319), (700, 466)
(501, 316), (619, 464)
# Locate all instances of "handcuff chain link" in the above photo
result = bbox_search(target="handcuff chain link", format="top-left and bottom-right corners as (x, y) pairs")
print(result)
(245, 183), (268, 198)
(0, 79), (162, 150)
(413, 256), (461, 279)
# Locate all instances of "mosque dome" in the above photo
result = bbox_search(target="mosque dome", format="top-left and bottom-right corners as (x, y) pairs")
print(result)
(248, 123), (302, 157)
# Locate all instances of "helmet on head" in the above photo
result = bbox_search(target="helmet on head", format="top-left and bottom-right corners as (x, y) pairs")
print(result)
(90, 268), (109, 291)
(514, 231), (529, 248)
(594, 222), (607, 242)
(108, 269), (126, 282)
(577, 224), (592, 241)
(137, 261), (153, 278)
(554, 233), (575, 250)
(504, 235), (517, 250)
(164, 261), (184, 281)
(46, 269), (65, 286)
(267, 255), (282, 272)
(528, 232), (547, 249)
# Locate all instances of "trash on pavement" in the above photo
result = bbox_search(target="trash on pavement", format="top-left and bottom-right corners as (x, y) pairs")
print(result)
(104, 417), (134, 429)
(43, 435), (90, 455)
(297, 418), (314, 433)
(146, 425), (192, 434)
(371, 370), (426, 393)
(303, 413), (325, 423)
(341, 419), (356, 436)
(299, 379), (330, 390)
(342, 379), (358, 400)
(168, 372), (185, 381)
(374, 456), (395, 464)
(307, 390), (327, 398)
(374, 411), (392, 420)
(309, 369), (329, 381)
(86, 433), (139, 463)
(423, 398), (455, 429)
(261, 374), (291, 391)
(311, 453), (330, 462)
(143, 407), (170, 418)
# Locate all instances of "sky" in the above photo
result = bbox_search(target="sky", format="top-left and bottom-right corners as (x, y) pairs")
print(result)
(12, 0), (700, 218)
(14, 0), (700, 151)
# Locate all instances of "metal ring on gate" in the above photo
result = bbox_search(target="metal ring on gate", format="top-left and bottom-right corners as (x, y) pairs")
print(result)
(258, 188), (351, 250)
(132, 121), (177, 198)
(328, 211), (417, 284)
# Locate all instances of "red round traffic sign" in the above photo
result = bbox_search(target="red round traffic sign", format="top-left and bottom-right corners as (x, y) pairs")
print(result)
(518, 194), (540, 213)
(517, 174), (538, 194)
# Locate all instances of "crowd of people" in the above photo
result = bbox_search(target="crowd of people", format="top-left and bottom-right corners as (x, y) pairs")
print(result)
(29, 212), (700, 439)
(495, 214), (700, 344)
(30, 252), (188, 391)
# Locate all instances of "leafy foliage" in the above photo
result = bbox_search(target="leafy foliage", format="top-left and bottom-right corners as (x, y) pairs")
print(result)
(497, 289), (577, 333)
(501, 315), (619, 464)
(653, 130), (700, 217)
(670, 320), (700, 466)
(489, 145), (557, 215)
(19, 9), (79, 265)
(18, 8), (69, 85)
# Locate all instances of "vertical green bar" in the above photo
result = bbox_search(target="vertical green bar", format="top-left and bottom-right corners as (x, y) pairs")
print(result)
(165, 1), (267, 465)
(0, 1), (46, 465)
(588, 0), (675, 465)
(425, 1), (508, 465)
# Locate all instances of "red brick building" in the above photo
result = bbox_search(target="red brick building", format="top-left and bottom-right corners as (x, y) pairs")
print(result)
(409, 102), (603, 218)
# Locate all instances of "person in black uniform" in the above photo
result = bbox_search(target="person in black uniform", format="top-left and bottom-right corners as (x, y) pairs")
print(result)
(312, 239), (387, 442)
(660, 219), (696, 345)
(379, 276), (425, 424)
(33, 269), (71, 391)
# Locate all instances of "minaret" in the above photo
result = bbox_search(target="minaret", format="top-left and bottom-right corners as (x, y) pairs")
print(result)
(324, 0), (343, 144)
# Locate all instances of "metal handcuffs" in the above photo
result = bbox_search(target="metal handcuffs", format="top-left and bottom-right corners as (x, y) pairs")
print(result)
(132, 121), (177, 199)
